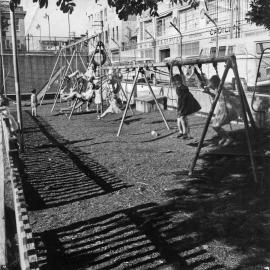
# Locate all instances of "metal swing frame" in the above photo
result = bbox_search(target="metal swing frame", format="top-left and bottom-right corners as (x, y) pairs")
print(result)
(101, 55), (258, 184)
(38, 34), (98, 110)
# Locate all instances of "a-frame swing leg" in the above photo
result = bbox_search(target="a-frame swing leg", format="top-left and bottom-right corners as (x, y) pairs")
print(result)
(235, 78), (257, 131)
(142, 71), (170, 131)
(231, 58), (258, 184)
(64, 55), (74, 74)
(79, 53), (87, 71)
(189, 61), (231, 176)
(69, 98), (79, 119)
(117, 68), (140, 137)
(40, 49), (62, 106)
(51, 49), (76, 113)
(115, 78), (134, 116)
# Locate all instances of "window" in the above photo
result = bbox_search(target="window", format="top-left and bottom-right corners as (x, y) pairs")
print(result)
(179, 9), (198, 31)
(112, 27), (115, 40)
(100, 11), (103, 21)
(104, 8), (107, 21)
(15, 18), (19, 31)
(228, 45), (235, 55)
(116, 26), (119, 40)
(145, 49), (153, 59)
(207, 0), (218, 22)
(105, 30), (108, 43)
(256, 42), (270, 54)
(181, 42), (200, 56)
(218, 46), (226, 56)
(140, 22), (143, 41)
(210, 47), (216, 57)
(156, 13), (172, 37)
(144, 20), (153, 40)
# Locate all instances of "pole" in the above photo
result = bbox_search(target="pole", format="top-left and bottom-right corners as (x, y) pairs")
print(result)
(230, 0), (234, 39)
(111, 38), (120, 62)
(10, 7), (24, 151)
(68, 12), (71, 42)
(48, 16), (51, 42)
(117, 68), (140, 136)
(204, 12), (218, 58)
(27, 33), (30, 52)
(170, 22), (183, 61)
(145, 29), (156, 62)
(0, 10), (6, 97)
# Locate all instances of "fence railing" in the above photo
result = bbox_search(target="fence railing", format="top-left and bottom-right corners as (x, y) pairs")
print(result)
(0, 113), (40, 270)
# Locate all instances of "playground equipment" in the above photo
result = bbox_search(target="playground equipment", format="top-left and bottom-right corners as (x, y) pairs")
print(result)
(38, 34), (98, 109)
(102, 55), (258, 184)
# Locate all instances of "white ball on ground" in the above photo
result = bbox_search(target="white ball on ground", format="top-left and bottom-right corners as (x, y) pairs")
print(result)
(151, 130), (159, 137)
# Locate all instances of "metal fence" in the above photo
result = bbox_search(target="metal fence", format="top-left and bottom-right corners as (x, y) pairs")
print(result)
(2, 35), (90, 52)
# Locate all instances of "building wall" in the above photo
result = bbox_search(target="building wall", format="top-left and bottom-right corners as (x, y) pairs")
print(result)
(137, 0), (270, 62)
(87, 0), (137, 62)
(1, 53), (87, 96)
(1, 3), (26, 51)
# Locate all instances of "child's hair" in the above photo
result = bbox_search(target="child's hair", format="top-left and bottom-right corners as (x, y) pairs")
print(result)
(172, 74), (183, 85)
(209, 75), (220, 89)
(89, 76), (95, 83)
(31, 89), (37, 94)
(0, 94), (9, 106)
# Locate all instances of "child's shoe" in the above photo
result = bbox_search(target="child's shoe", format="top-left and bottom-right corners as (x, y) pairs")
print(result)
(223, 138), (233, 146)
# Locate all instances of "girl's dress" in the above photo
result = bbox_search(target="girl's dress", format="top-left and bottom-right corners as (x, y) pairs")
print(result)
(94, 89), (102, 105)
(107, 98), (122, 114)
(212, 90), (242, 127)
(176, 85), (201, 117)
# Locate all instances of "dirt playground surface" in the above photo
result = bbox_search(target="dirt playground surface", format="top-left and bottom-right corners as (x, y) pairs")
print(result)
(17, 101), (270, 269)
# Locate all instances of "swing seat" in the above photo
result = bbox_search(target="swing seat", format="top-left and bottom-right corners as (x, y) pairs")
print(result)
(135, 95), (167, 113)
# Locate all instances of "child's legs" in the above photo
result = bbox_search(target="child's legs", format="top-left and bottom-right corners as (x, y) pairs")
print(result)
(179, 116), (187, 135)
(100, 110), (110, 118)
(177, 117), (183, 134)
(212, 125), (229, 139)
(183, 116), (190, 135)
(31, 106), (35, 116)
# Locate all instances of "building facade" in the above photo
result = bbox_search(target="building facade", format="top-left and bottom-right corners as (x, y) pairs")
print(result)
(137, 0), (270, 61)
(0, 1), (26, 51)
(87, 0), (137, 62)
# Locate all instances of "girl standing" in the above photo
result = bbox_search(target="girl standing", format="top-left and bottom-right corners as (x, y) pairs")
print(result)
(30, 89), (38, 116)
(172, 74), (201, 139)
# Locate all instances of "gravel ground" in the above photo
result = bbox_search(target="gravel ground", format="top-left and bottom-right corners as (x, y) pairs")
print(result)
(17, 101), (270, 270)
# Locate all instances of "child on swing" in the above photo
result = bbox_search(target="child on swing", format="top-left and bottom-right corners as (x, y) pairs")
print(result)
(204, 75), (241, 146)
(172, 74), (201, 139)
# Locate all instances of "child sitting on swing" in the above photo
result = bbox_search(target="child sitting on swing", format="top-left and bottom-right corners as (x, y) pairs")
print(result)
(204, 75), (242, 146)
(97, 93), (122, 119)
(172, 74), (201, 139)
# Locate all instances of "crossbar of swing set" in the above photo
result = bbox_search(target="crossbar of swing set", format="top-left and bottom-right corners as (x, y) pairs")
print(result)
(60, 34), (98, 50)
(101, 55), (236, 70)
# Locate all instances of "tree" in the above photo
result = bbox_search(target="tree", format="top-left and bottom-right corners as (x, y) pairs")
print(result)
(246, 0), (270, 31)
(9, 0), (199, 20)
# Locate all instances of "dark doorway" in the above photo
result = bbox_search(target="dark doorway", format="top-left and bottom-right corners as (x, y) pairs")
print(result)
(160, 49), (170, 62)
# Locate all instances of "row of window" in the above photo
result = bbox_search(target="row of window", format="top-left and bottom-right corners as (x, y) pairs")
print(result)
(105, 26), (119, 43)
(139, 0), (251, 40)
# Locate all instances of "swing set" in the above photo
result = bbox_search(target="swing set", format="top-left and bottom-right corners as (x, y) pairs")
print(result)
(101, 55), (258, 184)
(38, 34), (98, 113)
